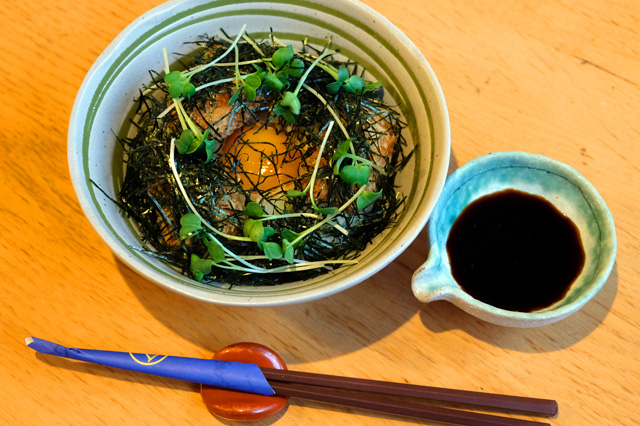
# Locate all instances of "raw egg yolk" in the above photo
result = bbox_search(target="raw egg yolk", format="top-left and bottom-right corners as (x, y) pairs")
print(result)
(222, 125), (302, 193)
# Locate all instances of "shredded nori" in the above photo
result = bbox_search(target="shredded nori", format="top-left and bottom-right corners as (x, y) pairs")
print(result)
(117, 32), (412, 286)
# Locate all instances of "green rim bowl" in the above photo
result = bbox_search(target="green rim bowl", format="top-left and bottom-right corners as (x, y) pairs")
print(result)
(412, 151), (616, 327)
(68, 0), (451, 306)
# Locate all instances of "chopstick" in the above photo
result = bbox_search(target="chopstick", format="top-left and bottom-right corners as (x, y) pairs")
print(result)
(269, 382), (549, 426)
(261, 368), (557, 415)
(262, 368), (557, 426)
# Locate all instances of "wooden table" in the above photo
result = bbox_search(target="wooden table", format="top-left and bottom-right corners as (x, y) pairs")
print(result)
(2, 0), (638, 425)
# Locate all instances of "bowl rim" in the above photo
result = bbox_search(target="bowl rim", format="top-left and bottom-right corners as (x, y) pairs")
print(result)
(68, 0), (451, 306)
(422, 150), (617, 325)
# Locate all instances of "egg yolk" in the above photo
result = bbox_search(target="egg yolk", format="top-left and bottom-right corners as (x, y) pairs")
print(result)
(222, 125), (303, 193)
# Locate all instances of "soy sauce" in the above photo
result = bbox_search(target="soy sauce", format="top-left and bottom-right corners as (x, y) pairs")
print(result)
(446, 189), (585, 312)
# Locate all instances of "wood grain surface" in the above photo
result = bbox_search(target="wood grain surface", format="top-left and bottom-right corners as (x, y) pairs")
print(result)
(1, 0), (638, 425)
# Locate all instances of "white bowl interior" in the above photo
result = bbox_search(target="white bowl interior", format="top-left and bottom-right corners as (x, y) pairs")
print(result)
(68, 0), (450, 306)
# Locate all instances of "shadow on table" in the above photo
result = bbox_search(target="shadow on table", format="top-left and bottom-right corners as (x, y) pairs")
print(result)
(418, 262), (619, 353)
(117, 224), (429, 364)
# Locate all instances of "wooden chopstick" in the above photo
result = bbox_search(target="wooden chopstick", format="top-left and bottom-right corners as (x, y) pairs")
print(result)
(261, 368), (558, 423)
(269, 381), (551, 426)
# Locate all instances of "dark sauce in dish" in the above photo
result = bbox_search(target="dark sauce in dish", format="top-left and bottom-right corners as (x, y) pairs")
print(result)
(446, 189), (585, 312)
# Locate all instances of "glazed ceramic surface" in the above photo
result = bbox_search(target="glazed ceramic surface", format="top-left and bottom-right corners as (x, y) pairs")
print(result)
(412, 151), (616, 327)
(68, 0), (450, 306)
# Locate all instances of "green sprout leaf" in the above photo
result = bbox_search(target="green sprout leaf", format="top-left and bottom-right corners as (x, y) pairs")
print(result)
(357, 190), (383, 210)
(190, 254), (213, 282)
(337, 67), (350, 82)
(261, 242), (283, 260)
(326, 80), (343, 95)
(364, 81), (382, 93)
(262, 226), (275, 241)
(343, 75), (365, 94)
(179, 213), (202, 238)
(282, 240), (295, 264)
(167, 80), (185, 98)
(176, 129), (195, 155)
(243, 72), (263, 101)
(202, 234), (226, 263)
(243, 201), (264, 218)
(332, 138), (353, 161)
(169, 82), (184, 98)
(164, 70), (183, 84)
(326, 67), (350, 94)
(184, 128), (211, 156)
(243, 218), (264, 242)
(288, 58), (305, 77)
(333, 155), (346, 176)
(165, 71), (195, 99)
(272, 45), (294, 69)
(325, 68), (373, 95)
(273, 102), (298, 124)
(227, 87), (242, 106)
(275, 91), (302, 124)
(182, 82), (196, 98)
(245, 72), (262, 87)
(185, 138), (201, 154)
(279, 91), (301, 114)
(243, 85), (256, 102)
(263, 72), (287, 92)
(203, 137), (216, 164)
(340, 164), (371, 186)
(281, 229), (303, 248)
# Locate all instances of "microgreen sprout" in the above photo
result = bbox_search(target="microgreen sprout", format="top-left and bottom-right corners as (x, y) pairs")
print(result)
(274, 48), (335, 123)
(162, 49), (216, 162)
(331, 139), (389, 211)
(164, 70), (196, 99)
(272, 36), (340, 79)
(225, 44), (307, 108)
(326, 66), (382, 95)
(356, 189), (383, 210)
(162, 25), (248, 161)
(331, 150), (388, 210)
(242, 200), (327, 263)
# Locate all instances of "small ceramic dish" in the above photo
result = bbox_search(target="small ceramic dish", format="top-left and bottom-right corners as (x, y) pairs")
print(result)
(68, 0), (450, 306)
(412, 151), (616, 327)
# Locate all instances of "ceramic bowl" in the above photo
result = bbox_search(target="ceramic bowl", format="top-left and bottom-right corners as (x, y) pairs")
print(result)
(68, 0), (450, 306)
(412, 151), (616, 327)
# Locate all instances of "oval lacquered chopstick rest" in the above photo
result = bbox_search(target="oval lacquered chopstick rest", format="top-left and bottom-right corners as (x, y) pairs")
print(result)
(201, 343), (289, 421)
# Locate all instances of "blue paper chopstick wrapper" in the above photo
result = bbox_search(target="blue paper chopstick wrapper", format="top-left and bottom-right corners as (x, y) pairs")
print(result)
(26, 337), (274, 395)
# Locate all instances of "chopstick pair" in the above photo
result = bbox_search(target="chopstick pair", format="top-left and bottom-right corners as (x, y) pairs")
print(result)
(26, 337), (557, 426)
(261, 368), (557, 426)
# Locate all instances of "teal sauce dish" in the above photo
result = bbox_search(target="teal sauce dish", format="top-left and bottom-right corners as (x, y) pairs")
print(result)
(412, 151), (617, 327)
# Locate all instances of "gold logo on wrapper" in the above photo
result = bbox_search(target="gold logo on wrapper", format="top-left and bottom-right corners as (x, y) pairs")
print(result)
(129, 353), (168, 366)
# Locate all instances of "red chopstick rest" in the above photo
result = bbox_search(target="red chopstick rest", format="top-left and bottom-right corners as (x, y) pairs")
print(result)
(201, 342), (289, 421)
